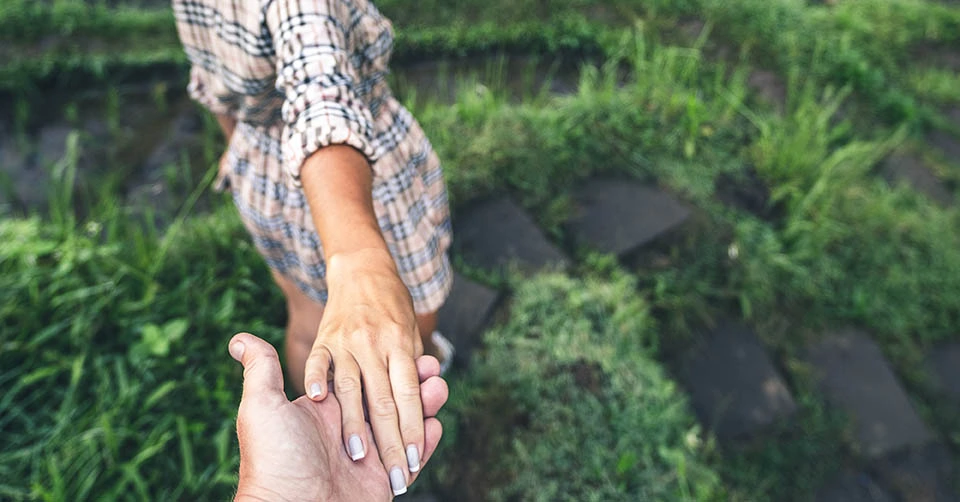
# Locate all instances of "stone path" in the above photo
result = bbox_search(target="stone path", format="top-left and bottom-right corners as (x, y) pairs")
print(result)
(452, 196), (571, 274)
(444, 175), (958, 499)
(816, 472), (894, 502)
(567, 178), (690, 258)
(805, 329), (933, 459)
(926, 342), (960, 400)
(435, 272), (500, 368)
(676, 322), (796, 439)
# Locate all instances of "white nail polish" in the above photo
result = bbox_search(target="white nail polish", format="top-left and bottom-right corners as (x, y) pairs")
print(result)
(390, 467), (407, 496)
(406, 444), (421, 472)
(308, 382), (322, 399)
(348, 435), (365, 461)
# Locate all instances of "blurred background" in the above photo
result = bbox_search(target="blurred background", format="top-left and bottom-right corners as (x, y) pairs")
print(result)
(1, 0), (959, 500)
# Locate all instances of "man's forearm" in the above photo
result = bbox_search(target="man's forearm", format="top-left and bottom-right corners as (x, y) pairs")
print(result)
(299, 145), (393, 265)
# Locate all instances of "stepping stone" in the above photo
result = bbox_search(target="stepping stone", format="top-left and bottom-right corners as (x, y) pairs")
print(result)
(567, 178), (691, 258)
(436, 272), (500, 367)
(453, 196), (570, 273)
(925, 342), (960, 400)
(748, 70), (787, 111)
(678, 322), (797, 439)
(870, 444), (958, 502)
(880, 152), (954, 207)
(815, 472), (894, 502)
(805, 329), (933, 458)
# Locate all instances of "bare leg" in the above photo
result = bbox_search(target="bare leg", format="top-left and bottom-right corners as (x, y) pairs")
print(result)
(271, 271), (325, 396)
(417, 311), (439, 358)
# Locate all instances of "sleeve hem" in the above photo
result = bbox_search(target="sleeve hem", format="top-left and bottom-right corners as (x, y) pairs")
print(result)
(284, 124), (380, 187)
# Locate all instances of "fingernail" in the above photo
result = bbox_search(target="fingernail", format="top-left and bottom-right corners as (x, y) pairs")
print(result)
(348, 434), (365, 461)
(308, 383), (322, 399)
(228, 342), (244, 362)
(389, 467), (407, 496)
(406, 444), (421, 473)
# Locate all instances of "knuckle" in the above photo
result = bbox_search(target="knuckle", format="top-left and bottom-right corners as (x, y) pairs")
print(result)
(401, 424), (423, 442)
(370, 394), (398, 419)
(393, 382), (421, 401)
(379, 443), (405, 461)
(307, 345), (330, 361)
(347, 326), (377, 344)
(243, 352), (279, 375)
(334, 376), (361, 395)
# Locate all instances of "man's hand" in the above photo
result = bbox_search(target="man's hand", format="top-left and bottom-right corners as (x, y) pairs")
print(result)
(229, 332), (446, 501)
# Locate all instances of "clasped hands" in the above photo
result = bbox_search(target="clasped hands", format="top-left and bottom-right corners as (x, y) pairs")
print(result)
(229, 331), (447, 501)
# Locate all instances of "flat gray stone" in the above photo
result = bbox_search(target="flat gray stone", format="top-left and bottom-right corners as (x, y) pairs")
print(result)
(805, 329), (933, 458)
(871, 444), (958, 502)
(453, 197), (570, 273)
(816, 472), (894, 502)
(678, 322), (797, 439)
(436, 272), (500, 366)
(880, 152), (954, 207)
(567, 178), (691, 257)
(926, 342), (960, 400)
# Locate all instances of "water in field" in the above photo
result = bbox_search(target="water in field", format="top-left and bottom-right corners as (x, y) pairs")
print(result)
(0, 54), (588, 222)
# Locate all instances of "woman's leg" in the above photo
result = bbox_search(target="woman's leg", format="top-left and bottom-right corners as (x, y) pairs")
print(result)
(417, 312), (438, 356)
(271, 270), (325, 396)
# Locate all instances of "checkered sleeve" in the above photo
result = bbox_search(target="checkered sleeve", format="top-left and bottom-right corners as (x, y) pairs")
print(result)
(186, 65), (232, 117)
(266, 0), (380, 185)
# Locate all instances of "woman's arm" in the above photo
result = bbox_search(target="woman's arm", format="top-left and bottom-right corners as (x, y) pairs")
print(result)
(299, 145), (426, 497)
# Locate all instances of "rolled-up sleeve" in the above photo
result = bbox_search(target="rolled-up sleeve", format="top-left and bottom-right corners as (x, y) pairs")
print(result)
(266, 0), (380, 185)
(187, 65), (233, 117)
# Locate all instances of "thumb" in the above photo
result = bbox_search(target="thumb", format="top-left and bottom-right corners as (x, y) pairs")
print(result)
(229, 332), (286, 402)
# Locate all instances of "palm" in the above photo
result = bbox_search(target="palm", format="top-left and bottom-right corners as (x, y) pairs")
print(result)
(238, 396), (391, 500)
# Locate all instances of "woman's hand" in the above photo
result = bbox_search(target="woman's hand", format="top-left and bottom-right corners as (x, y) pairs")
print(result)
(302, 248), (426, 496)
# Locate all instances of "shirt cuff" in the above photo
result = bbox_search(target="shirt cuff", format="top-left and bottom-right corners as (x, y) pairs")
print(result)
(283, 108), (380, 186)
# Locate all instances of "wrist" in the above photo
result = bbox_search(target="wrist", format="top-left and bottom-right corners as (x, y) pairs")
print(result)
(235, 478), (324, 502)
(326, 247), (398, 276)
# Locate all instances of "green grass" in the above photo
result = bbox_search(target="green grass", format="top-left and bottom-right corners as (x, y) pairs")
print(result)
(426, 272), (723, 501)
(0, 205), (280, 499)
(2, 0), (960, 499)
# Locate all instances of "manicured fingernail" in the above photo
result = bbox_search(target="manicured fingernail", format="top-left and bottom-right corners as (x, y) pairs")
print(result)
(308, 383), (322, 399)
(406, 444), (421, 472)
(348, 435), (365, 461)
(389, 467), (407, 496)
(228, 342), (244, 362)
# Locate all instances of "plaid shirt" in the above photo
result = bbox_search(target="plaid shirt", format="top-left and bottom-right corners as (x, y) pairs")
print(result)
(172, 0), (452, 313)
(173, 0), (408, 184)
